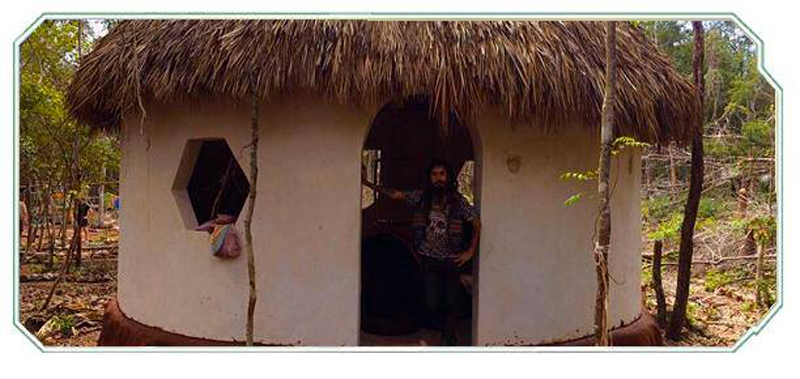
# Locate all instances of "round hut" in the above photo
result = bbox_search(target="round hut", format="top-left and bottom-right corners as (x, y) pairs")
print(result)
(67, 20), (700, 346)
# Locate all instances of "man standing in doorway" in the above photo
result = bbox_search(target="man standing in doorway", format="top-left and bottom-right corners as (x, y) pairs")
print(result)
(362, 159), (481, 345)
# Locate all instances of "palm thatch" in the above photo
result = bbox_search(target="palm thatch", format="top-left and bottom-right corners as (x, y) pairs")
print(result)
(67, 20), (700, 143)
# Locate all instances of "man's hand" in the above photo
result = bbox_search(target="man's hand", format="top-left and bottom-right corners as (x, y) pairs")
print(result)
(453, 248), (475, 267)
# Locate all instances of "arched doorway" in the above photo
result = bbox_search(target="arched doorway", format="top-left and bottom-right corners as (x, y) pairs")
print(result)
(359, 95), (480, 346)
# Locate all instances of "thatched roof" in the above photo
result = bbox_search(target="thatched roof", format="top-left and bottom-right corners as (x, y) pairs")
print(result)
(67, 20), (700, 142)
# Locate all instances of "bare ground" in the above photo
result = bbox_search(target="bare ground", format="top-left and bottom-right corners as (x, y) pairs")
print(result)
(17, 229), (776, 347)
(18, 228), (117, 347)
(642, 256), (777, 347)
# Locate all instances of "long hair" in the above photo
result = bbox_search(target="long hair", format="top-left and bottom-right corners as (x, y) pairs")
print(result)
(420, 159), (458, 215)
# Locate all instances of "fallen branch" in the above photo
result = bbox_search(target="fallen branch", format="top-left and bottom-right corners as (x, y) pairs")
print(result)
(25, 245), (118, 253)
(21, 273), (113, 283)
(22, 248), (118, 265)
(704, 320), (753, 328)
(643, 253), (777, 266)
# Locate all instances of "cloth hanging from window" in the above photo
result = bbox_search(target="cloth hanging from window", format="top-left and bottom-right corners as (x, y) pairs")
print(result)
(195, 214), (242, 259)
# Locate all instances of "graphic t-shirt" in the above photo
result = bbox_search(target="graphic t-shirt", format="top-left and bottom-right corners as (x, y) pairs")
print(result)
(419, 202), (450, 258)
(400, 190), (479, 259)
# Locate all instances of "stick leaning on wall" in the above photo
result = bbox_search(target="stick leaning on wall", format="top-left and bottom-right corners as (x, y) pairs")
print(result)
(244, 74), (260, 346)
(594, 20), (617, 347)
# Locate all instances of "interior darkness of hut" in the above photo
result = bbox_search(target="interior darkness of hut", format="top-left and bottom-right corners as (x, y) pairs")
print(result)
(361, 96), (476, 345)
(186, 139), (250, 226)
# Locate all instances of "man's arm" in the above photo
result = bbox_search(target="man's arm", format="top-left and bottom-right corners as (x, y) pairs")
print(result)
(454, 198), (481, 267)
(361, 166), (405, 201)
(467, 217), (481, 252)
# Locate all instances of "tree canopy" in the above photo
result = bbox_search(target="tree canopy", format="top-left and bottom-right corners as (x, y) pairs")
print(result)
(20, 20), (119, 196)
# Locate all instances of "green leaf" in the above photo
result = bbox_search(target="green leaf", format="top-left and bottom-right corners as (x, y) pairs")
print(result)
(564, 193), (584, 207)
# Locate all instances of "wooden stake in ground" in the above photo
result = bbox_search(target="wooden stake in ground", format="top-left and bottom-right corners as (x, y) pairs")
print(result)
(667, 21), (705, 341)
(243, 76), (260, 346)
(594, 20), (617, 347)
(651, 240), (668, 328)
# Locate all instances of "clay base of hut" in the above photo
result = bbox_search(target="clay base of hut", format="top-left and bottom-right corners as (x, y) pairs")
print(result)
(98, 297), (662, 347)
(97, 299), (287, 346)
(545, 311), (663, 346)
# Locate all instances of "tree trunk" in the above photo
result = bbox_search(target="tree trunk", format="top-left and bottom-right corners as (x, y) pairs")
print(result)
(24, 180), (33, 245)
(652, 240), (668, 328)
(748, 148), (757, 196)
(668, 145), (678, 191)
(36, 199), (46, 252)
(244, 76), (260, 346)
(40, 231), (78, 312)
(666, 21), (705, 341)
(98, 164), (106, 228)
(742, 228), (757, 257)
(72, 19), (84, 270)
(47, 234), (56, 269)
(737, 187), (748, 217)
(594, 20), (617, 347)
(26, 189), (41, 254)
(73, 199), (82, 269)
(642, 158), (651, 197)
(754, 240), (765, 307)
(37, 183), (52, 253)
(28, 220), (40, 254)
(706, 38), (719, 121)
(59, 186), (69, 247)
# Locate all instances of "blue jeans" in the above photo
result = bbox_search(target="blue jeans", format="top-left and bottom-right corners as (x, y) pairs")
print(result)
(418, 254), (466, 343)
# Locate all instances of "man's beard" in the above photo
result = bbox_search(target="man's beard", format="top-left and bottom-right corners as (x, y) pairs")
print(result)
(431, 183), (447, 199)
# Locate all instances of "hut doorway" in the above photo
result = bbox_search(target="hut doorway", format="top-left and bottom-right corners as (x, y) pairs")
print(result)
(359, 96), (480, 346)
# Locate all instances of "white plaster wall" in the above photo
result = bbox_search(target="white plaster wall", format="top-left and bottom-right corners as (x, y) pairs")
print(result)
(473, 109), (643, 345)
(118, 94), (374, 345)
(117, 97), (642, 346)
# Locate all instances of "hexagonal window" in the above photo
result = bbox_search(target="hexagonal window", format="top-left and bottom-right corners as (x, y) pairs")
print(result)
(172, 139), (250, 229)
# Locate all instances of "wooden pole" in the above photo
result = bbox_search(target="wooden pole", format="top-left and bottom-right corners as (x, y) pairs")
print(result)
(244, 75), (260, 346)
(594, 20), (617, 346)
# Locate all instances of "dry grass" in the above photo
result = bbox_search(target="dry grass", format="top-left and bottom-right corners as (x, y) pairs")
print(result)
(644, 265), (775, 347)
(67, 20), (700, 143)
(19, 263), (116, 347)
